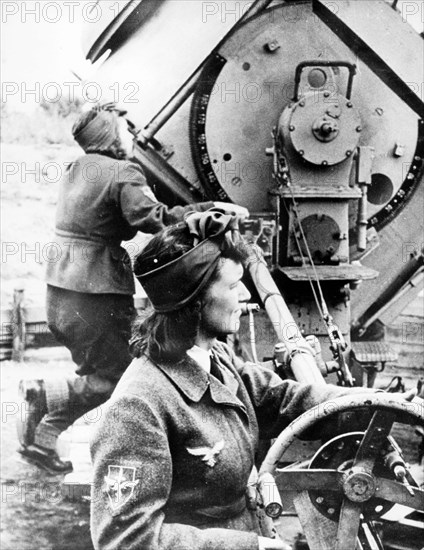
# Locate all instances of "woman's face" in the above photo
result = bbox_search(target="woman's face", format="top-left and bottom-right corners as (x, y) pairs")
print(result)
(200, 258), (251, 338)
(117, 116), (134, 157)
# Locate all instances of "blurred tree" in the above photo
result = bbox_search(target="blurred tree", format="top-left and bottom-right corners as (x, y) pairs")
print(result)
(40, 96), (84, 118)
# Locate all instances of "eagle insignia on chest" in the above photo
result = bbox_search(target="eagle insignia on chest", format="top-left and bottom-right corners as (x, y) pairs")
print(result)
(186, 439), (225, 467)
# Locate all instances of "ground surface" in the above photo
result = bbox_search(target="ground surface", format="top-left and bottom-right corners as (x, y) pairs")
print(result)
(1, 350), (94, 550)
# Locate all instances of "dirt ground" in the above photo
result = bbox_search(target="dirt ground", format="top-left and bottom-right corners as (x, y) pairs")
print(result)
(1, 352), (93, 550)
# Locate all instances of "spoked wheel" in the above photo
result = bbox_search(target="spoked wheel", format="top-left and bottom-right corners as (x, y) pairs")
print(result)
(259, 393), (424, 549)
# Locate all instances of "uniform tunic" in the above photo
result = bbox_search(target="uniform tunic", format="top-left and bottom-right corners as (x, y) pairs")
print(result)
(37, 154), (213, 446)
(90, 341), (359, 550)
(46, 154), (213, 295)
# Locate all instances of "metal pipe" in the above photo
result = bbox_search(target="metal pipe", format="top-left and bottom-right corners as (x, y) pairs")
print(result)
(139, 0), (274, 144)
(353, 249), (424, 336)
(246, 245), (326, 385)
(132, 143), (203, 204)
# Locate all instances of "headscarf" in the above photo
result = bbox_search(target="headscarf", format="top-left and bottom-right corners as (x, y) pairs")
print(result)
(135, 210), (240, 313)
(72, 103), (127, 153)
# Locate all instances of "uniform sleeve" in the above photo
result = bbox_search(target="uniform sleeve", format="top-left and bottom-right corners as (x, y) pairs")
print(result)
(110, 161), (214, 234)
(90, 394), (259, 550)
(218, 343), (375, 440)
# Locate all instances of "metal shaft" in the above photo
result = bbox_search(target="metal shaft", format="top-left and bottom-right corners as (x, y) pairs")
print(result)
(246, 246), (326, 385)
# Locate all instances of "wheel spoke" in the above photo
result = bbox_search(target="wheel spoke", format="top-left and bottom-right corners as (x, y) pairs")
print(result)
(358, 521), (384, 550)
(354, 410), (396, 470)
(376, 477), (424, 510)
(335, 499), (362, 550)
(275, 468), (342, 492)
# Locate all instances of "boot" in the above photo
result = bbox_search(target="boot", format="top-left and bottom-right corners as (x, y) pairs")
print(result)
(18, 444), (73, 475)
(16, 379), (48, 448)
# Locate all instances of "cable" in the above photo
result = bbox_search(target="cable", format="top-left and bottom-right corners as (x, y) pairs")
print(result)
(249, 307), (259, 364)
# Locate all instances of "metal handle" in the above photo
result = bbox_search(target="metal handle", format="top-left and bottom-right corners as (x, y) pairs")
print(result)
(293, 61), (357, 101)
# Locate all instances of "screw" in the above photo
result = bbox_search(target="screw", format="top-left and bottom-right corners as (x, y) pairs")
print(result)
(289, 125), (295, 131)
(322, 160), (328, 166)
(327, 508), (335, 515)
(299, 101), (305, 107)
(346, 150), (352, 157)
(316, 497), (324, 504)
(356, 126), (362, 132)
(347, 102), (353, 108)
(324, 91), (330, 98)
(321, 452), (329, 460)
(299, 150), (304, 156)
(264, 40), (280, 52)
(337, 441), (344, 450)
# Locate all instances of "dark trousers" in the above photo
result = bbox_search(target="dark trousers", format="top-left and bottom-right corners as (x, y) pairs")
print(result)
(35, 286), (135, 448)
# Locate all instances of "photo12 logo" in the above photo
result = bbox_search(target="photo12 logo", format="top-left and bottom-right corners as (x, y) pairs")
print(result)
(1, 1), (121, 24)
(1, 81), (141, 106)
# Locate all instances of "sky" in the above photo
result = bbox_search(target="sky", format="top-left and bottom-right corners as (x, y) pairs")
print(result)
(1, 0), (110, 111)
(1, 0), (423, 112)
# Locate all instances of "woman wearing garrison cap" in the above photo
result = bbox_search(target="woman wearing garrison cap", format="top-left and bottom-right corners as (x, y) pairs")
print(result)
(90, 209), (377, 550)
(17, 104), (247, 474)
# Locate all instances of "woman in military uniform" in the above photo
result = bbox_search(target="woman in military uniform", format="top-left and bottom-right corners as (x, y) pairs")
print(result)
(90, 209), (372, 550)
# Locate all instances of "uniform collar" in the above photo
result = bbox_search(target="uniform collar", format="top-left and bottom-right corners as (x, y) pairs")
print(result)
(155, 350), (244, 412)
(157, 355), (210, 402)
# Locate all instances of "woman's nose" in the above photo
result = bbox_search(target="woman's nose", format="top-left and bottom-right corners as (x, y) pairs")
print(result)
(239, 282), (251, 302)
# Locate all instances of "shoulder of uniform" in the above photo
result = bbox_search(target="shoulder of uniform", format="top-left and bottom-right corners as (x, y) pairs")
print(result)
(112, 356), (172, 402)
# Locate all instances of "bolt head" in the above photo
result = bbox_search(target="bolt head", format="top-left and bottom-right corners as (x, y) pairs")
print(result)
(346, 150), (352, 157)
(289, 125), (295, 131)
(299, 150), (304, 156)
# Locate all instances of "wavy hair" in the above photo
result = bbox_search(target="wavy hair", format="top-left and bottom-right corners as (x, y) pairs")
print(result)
(130, 223), (248, 363)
